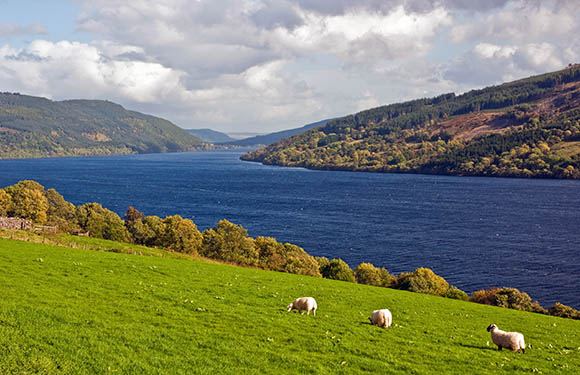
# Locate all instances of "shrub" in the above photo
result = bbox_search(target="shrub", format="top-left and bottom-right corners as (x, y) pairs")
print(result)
(315, 256), (330, 273)
(0, 189), (12, 216)
(161, 215), (202, 255)
(254, 237), (321, 277)
(396, 268), (449, 296)
(548, 303), (580, 319)
(443, 286), (469, 301)
(45, 188), (77, 232)
(470, 288), (499, 305)
(354, 262), (393, 287)
(320, 258), (356, 282)
(201, 220), (258, 266)
(76, 202), (129, 242)
(470, 287), (534, 311)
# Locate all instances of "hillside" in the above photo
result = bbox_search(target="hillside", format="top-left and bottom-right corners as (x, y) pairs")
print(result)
(0, 93), (207, 159)
(1, 237), (579, 374)
(186, 128), (235, 143)
(242, 66), (580, 179)
(227, 119), (331, 146)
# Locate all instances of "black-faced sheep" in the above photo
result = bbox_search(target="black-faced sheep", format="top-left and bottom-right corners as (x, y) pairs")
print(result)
(368, 309), (392, 328)
(286, 297), (317, 316)
(487, 324), (525, 353)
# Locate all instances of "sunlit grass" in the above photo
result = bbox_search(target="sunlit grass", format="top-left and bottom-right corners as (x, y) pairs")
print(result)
(1, 238), (579, 374)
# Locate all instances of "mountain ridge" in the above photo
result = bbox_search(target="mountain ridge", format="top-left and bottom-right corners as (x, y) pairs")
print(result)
(242, 66), (580, 179)
(0, 92), (207, 159)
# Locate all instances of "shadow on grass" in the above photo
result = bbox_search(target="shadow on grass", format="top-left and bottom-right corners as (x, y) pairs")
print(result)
(458, 343), (496, 351)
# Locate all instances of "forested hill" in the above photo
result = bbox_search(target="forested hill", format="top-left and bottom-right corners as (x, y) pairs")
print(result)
(0, 93), (207, 159)
(242, 65), (580, 179)
(186, 128), (235, 143)
(225, 118), (331, 146)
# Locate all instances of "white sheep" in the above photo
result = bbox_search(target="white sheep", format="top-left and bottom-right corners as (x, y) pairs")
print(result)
(486, 324), (526, 353)
(286, 297), (317, 316)
(368, 309), (392, 328)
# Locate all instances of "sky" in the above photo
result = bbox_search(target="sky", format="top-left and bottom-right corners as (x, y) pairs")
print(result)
(0, 0), (578, 133)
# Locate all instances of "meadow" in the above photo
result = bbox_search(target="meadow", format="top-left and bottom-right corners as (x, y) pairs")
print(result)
(1, 237), (579, 374)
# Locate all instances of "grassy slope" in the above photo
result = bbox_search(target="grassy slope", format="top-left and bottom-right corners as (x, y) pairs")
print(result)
(1, 238), (579, 374)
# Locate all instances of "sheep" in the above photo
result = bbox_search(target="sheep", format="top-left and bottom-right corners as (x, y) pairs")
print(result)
(286, 297), (317, 316)
(368, 309), (392, 328)
(486, 324), (526, 353)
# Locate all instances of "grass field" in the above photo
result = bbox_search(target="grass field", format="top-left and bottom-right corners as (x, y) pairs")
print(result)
(1, 237), (579, 374)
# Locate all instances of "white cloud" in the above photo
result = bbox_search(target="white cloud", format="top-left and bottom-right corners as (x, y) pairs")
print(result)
(1, 0), (578, 132)
(443, 41), (572, 87)
(450, 1), (579, 43)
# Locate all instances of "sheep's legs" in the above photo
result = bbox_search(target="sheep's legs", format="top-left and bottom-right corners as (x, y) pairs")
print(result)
(497, 346), (502, 351)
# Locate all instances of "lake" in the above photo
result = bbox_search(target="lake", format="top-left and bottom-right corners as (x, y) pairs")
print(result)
(1, 150), (579, 309)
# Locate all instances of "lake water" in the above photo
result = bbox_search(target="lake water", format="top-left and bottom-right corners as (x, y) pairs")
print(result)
(1, 150), (579, 309)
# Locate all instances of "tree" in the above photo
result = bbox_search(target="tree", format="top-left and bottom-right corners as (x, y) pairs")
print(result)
(124, 206), (144, 224)
(10, 187), (48, 224)
(200, 220), (258, 266)
(45, 188), (77, 232)
(161, 215), (202, 255)
(0, 189), (11, 216)
(253, 237), (321, 277)
(354, 262), (393, 287)
(396, 267), (449, 296)
(443, 286), (469, 301)
(548, 303), (580, 319)
(141, 216), (166, 247)
(320, 258), (356, 282)
(76, 203), (129, 242)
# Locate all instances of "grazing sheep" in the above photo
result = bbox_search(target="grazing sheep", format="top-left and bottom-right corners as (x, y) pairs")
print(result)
(487, 324), (526, 353)
(368, 309), (392, 328)
(287, 297), (317, 316)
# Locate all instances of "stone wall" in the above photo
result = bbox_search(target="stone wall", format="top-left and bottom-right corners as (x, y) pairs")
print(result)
(0, 217), (32, 230)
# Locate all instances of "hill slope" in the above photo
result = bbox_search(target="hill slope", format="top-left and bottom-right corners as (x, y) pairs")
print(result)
(242, 66), (580, 179)
(1, 237), (578, 374)
(186, 128), (235, 143)
(0, 93), (207, 158)
(227, 119), (331, 146)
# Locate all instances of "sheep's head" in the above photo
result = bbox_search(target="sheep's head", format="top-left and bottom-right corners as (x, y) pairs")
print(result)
(487, 324), (497, 332)
(286, 303), (293, 312)
(368, 317), (373, 323)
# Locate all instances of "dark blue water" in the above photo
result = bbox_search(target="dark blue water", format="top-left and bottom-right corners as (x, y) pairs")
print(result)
(1, 150), (579, 308)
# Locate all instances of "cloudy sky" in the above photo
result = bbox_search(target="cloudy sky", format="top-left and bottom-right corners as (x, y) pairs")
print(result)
(0, 0), (578, 133)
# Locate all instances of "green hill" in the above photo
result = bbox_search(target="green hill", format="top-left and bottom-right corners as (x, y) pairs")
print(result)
(226, 119), (332, 146)
(186, 128), (235, 143)
(242, 65), (580, 179)
(0, 93), (207, 158)
(1, 237), (578, 374)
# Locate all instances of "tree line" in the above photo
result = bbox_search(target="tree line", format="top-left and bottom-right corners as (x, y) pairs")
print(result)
(242, 65), (580, 179)
(1, 180), (578, 319)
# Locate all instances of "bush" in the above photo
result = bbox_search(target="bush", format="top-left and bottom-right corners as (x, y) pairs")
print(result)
(395, 268), (449, 296)
(548, 303), (580, 319)
(320, 258), (356, 282)
(76, 202), (129, 242)
(470, 287), (534, 311)
(200, 220), (258, 266)
(254, 237), (321, 277)
(354, 262), (393, 287)
(161, 215), (202, 255)
(443, 286), (469, 301)
(0, 189), (12, 216)
(470, 288), (499, 305)
(315, 256), (330, 273)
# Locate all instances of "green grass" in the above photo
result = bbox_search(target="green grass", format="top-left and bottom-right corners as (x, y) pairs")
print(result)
(1, 238), (579, 374)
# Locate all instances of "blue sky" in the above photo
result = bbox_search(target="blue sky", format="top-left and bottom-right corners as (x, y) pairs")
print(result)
(0, 0), (578, 132)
